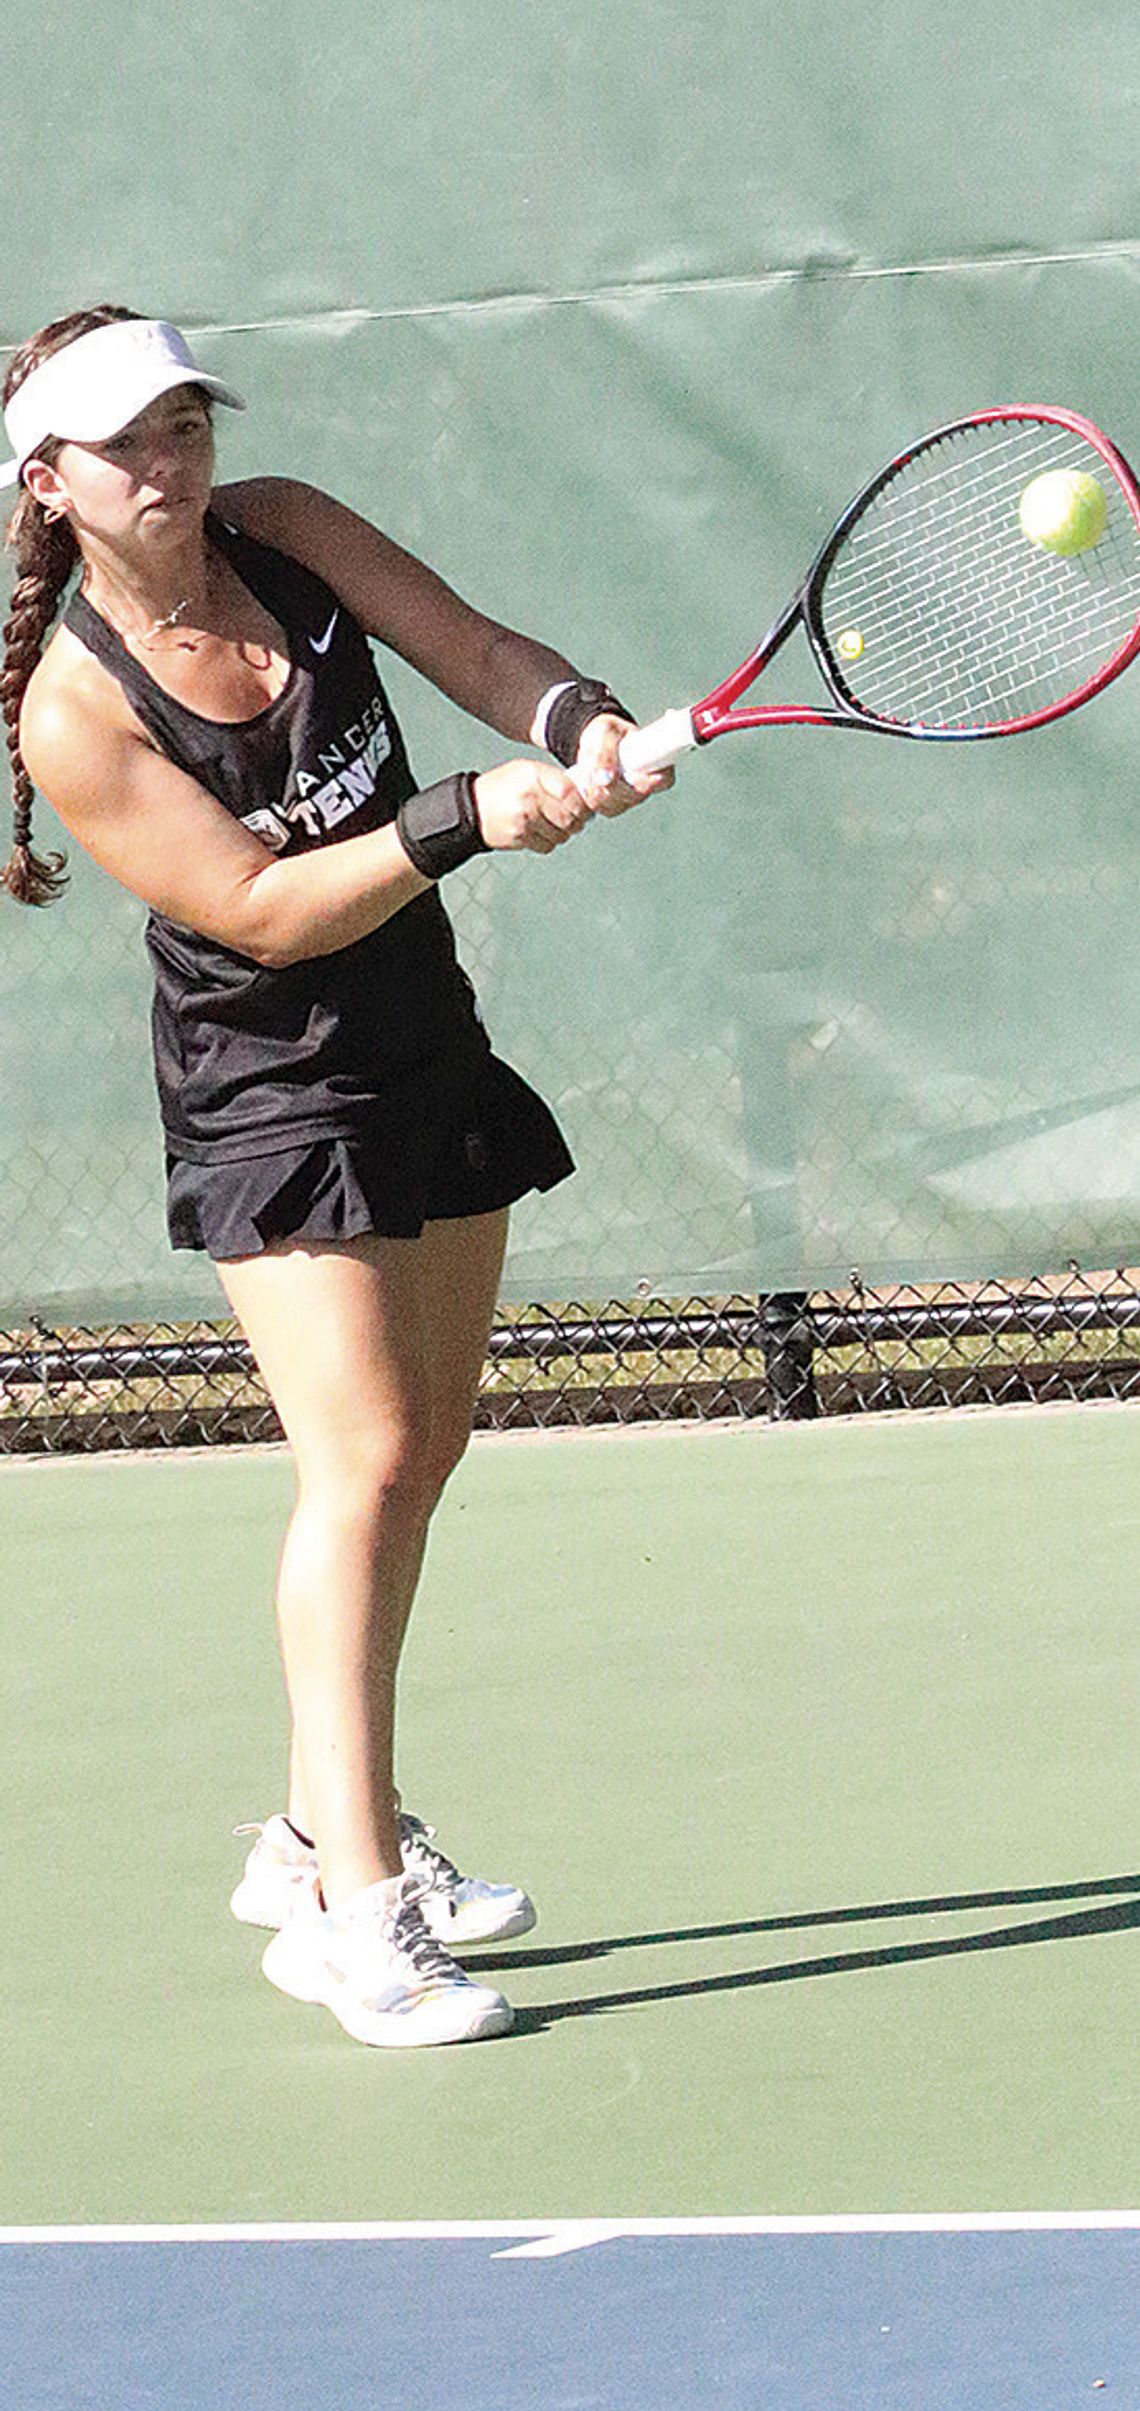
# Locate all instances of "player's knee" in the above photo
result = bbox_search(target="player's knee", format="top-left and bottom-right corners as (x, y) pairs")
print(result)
(315, 1413), (440, 1534)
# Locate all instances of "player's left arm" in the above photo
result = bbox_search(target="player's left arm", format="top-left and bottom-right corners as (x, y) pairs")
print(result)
(214, 477), (667, 807)
(216, 476), (578, 737)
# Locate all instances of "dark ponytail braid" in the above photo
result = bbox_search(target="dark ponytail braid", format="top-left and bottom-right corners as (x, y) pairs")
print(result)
(2, 487), (75, 902)
(1, 303), (141, 907)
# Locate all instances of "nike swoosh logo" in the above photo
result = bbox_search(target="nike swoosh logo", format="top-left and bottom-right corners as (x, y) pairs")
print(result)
(310, 610), (339, 655)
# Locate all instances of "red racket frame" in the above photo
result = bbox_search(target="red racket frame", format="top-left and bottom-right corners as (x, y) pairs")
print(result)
(689, 406), (1140, 745)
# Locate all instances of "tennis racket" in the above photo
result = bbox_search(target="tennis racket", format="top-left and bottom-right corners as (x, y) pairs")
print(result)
(617, 406), (1140, 779)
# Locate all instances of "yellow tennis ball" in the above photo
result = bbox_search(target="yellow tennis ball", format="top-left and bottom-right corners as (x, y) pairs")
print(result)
(837, 628), (865, 661)
(1018, 468), (1108, 556)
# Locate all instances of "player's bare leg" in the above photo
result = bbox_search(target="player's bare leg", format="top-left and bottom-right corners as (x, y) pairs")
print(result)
(218, 1210), (508, 1909)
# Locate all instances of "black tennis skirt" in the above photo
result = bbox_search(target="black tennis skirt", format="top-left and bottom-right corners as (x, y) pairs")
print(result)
(166, 1049), (574, 1261)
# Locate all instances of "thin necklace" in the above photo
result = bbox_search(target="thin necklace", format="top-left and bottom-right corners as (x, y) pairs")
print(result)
(82, 562), (211, 648)
(144, 597), (194, 642)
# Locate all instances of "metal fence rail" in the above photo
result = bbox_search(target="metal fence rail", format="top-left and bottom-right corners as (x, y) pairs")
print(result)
(2, 1265), (1137, 1454)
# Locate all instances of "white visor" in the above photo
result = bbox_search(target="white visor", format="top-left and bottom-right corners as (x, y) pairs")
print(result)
(0, 318), (245, 488)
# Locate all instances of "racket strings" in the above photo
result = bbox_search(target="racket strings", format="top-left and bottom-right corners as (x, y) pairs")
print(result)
(818, 421), (1140, 730)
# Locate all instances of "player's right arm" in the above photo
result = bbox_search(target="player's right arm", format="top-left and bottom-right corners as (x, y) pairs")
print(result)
(20, 663), (588, 967)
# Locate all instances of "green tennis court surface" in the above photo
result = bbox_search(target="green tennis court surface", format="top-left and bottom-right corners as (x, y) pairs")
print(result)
(2, 1406), (1136, 2225)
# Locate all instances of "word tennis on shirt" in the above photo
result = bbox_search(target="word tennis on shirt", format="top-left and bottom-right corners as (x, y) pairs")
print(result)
(242, 697), (394, 852)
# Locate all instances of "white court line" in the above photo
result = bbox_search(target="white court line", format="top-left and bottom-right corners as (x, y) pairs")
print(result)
(493, 2225), (629, 2261)
(2, 2214), (1138, 2256)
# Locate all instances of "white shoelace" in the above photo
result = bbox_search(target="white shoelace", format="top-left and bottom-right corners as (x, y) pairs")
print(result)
(398, 1814), (462, 1892)
(388, 1881), (468, 1985)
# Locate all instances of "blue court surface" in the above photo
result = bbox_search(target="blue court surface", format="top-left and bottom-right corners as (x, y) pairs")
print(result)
(3, 2218), (1136, 2410)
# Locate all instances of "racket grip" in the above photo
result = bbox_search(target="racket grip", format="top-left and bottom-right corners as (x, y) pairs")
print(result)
(617, 709), (698, 779)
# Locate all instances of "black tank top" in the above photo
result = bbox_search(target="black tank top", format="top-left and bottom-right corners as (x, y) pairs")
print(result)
(66, 513), (486, 1162)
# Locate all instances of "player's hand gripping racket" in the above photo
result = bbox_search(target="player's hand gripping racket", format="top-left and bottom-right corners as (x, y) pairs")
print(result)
(618, 407), (1140, 779)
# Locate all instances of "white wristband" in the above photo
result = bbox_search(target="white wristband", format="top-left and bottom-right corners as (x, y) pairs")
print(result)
(530, 680), (576, 750)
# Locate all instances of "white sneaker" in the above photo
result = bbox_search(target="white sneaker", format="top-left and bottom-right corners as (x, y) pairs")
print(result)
(231, 1811), (536, 1945)
(397, 1813), (537, 1945)
(261, 1875), (514, 2047)
(230, 1816), (321, 1927)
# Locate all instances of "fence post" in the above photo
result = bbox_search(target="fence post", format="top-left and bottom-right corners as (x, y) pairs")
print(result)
(760, 1291), (820, 1419)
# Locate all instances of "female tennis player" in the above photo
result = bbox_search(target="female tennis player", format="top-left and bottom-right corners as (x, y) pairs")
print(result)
(1, 304), (670, 2048)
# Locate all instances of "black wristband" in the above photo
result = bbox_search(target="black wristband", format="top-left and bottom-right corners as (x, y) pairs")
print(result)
(545, 678), (633, 767)
(396, 773), (489, 880)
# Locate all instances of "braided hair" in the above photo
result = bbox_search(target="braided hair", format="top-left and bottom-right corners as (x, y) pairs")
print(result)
(1, 304), (141, 905)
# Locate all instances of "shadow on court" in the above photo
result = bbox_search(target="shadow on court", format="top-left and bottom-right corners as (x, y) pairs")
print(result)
(482, 1872), (1140, 2033)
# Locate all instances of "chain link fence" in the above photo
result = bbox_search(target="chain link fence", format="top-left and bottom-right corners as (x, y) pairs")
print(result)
(4, 817), (1139, 1455)
(3, 493), (1138, 1462)
(3, 805), (1139, 1456)
(2, 0), (1139, 1458)
(3, 1266), (1138, 1453)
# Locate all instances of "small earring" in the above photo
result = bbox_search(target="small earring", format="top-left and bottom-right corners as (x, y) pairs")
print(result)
(42, 502), (68, 524)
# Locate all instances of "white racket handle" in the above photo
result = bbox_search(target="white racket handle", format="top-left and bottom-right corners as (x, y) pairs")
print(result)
(617, 708), (698, 779)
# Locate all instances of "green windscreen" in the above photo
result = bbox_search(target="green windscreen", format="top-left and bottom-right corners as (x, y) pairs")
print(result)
(1, 3), (1137, 1319)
